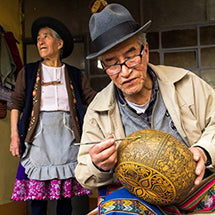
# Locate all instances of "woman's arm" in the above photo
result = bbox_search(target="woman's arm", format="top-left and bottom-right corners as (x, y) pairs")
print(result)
(9, 67), (26, 157)
(10, 109), (21, 157)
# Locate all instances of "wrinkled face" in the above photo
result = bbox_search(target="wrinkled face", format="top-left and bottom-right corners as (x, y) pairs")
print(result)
(101, 36), (149, 100)
(37, 27), (63, 59)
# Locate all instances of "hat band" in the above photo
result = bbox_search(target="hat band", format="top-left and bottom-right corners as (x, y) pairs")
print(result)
(92, 21), (140, 52)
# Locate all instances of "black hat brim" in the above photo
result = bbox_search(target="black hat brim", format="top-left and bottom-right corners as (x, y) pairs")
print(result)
(31, 17), (73, 58)
(87, 20), (151, 60)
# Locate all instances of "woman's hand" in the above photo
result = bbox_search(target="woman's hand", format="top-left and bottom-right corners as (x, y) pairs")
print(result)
(89, 135), (117, 171)
(10, 132), (20, 157)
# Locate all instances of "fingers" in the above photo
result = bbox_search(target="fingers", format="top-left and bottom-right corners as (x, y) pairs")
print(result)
(189, 147), (206, 185)
(89, 135), (117, 171)
(9, 138), (20, 157)
(92, 136), (115, 155)
(10, 145), (20, 157)
(95, 150), (117, 171)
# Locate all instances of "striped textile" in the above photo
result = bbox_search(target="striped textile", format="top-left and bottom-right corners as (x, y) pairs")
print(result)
(177, 173), (215, 213)
(97, 173), (215, 215)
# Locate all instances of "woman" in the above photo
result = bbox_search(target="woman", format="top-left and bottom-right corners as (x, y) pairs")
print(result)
(9, 17), (96, 215)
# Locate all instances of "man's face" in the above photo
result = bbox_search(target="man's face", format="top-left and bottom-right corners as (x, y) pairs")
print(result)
(101, 36), (149, 102)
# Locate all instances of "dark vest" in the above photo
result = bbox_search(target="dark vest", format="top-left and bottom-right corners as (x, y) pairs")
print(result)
(18, 61), (85, 154)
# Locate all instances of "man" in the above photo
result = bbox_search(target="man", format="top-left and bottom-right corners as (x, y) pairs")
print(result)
(75, 3), (215, 214)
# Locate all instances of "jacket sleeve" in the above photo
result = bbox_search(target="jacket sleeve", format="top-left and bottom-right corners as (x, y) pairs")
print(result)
(191, 77), (215, 171)
(176, 72), (215, 171)
(10, 67), (26, 111)
(75, 106), (116, 190)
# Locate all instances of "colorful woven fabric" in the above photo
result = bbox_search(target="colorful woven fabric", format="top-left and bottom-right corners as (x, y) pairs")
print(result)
(11, 178), (91, 201)
(98, 184), (122, 205)
(98, 174), (215, 215)
(177, 173), (215, 213)
(99, 188), (163, 215)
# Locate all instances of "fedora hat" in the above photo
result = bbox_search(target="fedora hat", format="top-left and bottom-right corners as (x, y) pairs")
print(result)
(31, 17), (74, 59)
(87, 3), (151, 59)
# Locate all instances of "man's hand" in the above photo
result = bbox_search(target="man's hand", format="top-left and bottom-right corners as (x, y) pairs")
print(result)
(89, 135), (117, 171)
(189, 147), (207, 186)
(10, 132), (20, 157)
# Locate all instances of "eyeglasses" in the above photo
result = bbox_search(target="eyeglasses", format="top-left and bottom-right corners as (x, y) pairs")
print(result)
(102, 45), (144, 76)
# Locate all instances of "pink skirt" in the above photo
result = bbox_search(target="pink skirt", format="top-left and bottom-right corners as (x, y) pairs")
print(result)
(11, 178), (92, 201)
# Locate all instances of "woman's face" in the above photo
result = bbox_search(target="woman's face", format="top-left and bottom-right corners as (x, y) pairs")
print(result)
(36, 27), (63, 60)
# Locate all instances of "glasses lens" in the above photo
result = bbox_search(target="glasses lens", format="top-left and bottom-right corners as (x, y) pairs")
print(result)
(106, 65), (121, 75)
(104, 46), (143, 75)
(126, 56), (141, 68)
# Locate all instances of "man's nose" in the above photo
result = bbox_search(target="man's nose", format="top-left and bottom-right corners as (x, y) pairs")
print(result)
(120, 64), (131, 77)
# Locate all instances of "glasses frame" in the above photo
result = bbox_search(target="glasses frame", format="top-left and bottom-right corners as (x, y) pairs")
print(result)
(102, 44), (144, 76)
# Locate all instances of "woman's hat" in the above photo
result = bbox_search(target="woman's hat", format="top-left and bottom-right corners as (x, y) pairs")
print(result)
(87, 3), (151, 59)
(31, 17), (74, 58)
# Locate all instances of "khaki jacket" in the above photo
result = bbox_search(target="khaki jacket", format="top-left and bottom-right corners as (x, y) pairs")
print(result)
(75, 63), (215, 190)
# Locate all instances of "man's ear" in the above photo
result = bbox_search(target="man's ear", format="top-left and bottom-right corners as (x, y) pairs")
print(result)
(144, 42), (149, 62)
(58, 39), (64, 50)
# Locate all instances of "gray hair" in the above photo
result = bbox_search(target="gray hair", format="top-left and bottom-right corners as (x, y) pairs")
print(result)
(48, 27), (63, 59)
(47, 28), (62, 41)
(137, 32), (147, 46)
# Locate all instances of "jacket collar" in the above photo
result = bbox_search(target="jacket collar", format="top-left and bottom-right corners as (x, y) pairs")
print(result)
(148, 63), (189, 84)
(90, 63), (189, 112)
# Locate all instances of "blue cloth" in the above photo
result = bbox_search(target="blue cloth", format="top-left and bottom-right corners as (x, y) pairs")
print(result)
(99, 187), (163, 215)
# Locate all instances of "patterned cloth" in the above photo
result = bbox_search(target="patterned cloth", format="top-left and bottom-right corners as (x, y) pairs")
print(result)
(11, 141), (92, 201)
(99, 188), (163, 215)
(162, 173), (215, 214)
(11, 178), (91, 201)
(98, 173), (215, 215)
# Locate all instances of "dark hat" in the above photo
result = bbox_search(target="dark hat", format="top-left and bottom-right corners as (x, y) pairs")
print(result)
(31, 17), (74, 58)
(87, 3), (151, 59)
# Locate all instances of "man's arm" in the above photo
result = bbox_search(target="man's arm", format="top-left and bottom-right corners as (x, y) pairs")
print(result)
(75, 108), (119, 190)
(188, 74), (215, 184)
